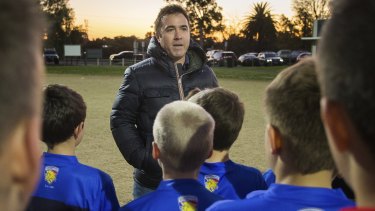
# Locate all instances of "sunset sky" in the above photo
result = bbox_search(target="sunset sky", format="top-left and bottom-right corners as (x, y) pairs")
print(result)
(69, 0), (293, 39)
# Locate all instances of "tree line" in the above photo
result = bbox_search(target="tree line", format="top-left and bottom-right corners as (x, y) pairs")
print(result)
(40, 0), (331, 58)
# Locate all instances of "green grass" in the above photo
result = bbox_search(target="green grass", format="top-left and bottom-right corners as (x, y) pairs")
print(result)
(46, 64), (286, 80)
(46, 65), (125, 75)
(213, 65), (285, 80)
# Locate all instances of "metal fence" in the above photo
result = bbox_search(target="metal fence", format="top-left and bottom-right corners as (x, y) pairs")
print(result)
(52, 58), (144, 66)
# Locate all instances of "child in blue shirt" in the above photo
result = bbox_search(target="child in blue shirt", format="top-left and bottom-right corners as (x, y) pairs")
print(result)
(27, 84), (119, 211)
(188, 87), (267, 199)
(121, 101), (223, 211)
(208, 59), (354, 210)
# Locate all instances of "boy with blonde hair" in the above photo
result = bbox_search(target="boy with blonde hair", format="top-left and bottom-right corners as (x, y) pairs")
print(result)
(121, 101), (222, 211)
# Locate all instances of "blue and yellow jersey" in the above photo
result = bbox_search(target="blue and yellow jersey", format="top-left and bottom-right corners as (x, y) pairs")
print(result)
(121, 179), (223, 211)
(27, 152), (119, 211)
(207, 183), (355, 211)
(198, 160), (267, 199)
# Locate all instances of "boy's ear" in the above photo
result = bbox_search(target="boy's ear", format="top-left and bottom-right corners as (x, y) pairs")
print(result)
(267, 124), (282, 154)
(320, 98), (350, 152)
(8, 118), (41, 202)
(73, 122), (84, 140)
(207, 150), (213, 159)
(152, 141), (160, 160)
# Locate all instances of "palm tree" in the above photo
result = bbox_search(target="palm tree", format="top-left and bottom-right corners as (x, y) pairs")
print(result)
(242, 2), (277, 51)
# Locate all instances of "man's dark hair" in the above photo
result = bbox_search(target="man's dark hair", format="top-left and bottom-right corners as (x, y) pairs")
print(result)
(154, 4), (190, 38)
(317, 0), (375, 158)
(188, 87), (244, 151)
(265, 58), (334, 174)
(42, 84), (86, 149)
(0, 0), (44, 145)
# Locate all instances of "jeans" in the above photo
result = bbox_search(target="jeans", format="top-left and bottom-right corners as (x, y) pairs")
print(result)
(132, 179), (155, 199)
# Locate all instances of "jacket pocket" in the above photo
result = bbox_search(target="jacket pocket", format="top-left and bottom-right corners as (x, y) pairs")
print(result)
(143, 88), (172, 98)
(141, 88), (176, 121)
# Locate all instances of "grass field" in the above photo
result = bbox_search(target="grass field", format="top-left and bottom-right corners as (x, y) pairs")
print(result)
(46, 64), (285, 80)
(45, 65), (284, 205)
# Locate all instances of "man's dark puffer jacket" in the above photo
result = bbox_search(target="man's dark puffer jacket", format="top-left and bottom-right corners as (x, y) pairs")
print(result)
(110, 37), (218, 189)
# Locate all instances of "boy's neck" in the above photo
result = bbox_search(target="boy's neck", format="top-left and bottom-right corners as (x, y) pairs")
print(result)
(276, 169), (333, 188)
(162, 168), (198, 181)
(349, 160), (375, 207)
(47, 137), (76, 156)
(205, 150), (230, 163)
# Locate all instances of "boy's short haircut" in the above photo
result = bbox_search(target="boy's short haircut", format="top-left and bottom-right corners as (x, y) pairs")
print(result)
(317, 0), (375, 159)
(154, 4), (190, 38)
(264, 58), (334, 174)
(0, 0), (44, 145)
(188, 87), (244, 151)
(42, 84), (86, 148)
(153, 101), (214, 172)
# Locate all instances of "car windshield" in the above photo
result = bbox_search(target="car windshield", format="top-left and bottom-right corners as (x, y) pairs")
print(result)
(44, 50), (56, 54)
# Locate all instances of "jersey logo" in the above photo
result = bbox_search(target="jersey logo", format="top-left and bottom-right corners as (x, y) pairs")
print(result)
(178, 195), (198, 211)
(204, 175), (220, 192)
(44, 166), (59, 185)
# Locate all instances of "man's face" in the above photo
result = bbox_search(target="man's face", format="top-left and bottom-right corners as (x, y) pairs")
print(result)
(157, 13), (190, 64)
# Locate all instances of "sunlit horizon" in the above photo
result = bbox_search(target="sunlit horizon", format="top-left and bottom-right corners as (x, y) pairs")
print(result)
(69, 0), (293, 40)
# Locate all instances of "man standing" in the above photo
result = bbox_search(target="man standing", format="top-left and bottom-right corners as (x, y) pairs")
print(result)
(0, 0), (44, 210)
(110, 4), (218, 199)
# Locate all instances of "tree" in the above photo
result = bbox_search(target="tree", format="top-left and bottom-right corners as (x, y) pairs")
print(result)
(165, 0), (224, 47)
(242, 2), (277, 51)
(39, 0), (75, 56)
(67, 26), (88, 45)
(292, 0), (331, 37)
(275, 14), (303, 50)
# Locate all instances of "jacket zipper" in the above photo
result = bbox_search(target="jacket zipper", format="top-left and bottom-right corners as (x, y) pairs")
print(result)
(175, 63), (185, 100)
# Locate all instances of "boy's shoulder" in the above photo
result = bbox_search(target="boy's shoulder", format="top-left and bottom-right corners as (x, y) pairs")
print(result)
(209, 184), (355, 211)
(228, 160), (263, 174)
(70, 161), (114, 188)
(201, 160), (262, 174)
(42, 153), (113, 184)
(122, 179), (222, 211)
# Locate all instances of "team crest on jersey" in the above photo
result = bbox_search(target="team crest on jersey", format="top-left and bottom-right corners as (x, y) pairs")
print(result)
(178, 195), (198, 211)
(204, 175), (220, 192)
(44, 166), (59, 185)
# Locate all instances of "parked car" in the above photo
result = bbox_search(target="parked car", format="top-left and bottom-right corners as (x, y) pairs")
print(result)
(243, 52), (258, 57)
(206, 49), (222, 60)
(109, 51), (144, 63)
(208, 51), (238, 67)
(238, 53), (259, 66)
(277, 49), (291, 64)
(257, 52), (284, 66)
(290, 50), (309, 63)
(43, 48), (59, 64)
(296, 52), (312, 62)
